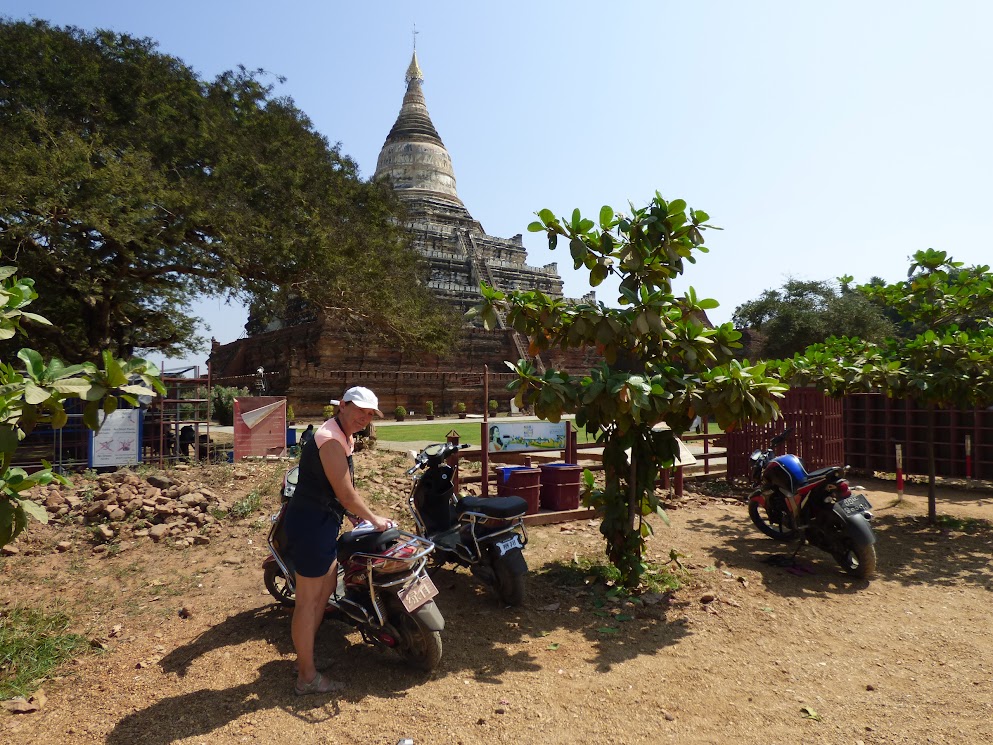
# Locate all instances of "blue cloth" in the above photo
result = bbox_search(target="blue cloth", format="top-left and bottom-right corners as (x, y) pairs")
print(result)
(284, 503), (342, 578)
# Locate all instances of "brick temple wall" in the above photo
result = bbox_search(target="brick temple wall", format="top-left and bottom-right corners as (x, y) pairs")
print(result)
(209, 321), (600, 418)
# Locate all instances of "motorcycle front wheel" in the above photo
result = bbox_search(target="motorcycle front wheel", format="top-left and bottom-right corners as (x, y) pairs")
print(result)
(263, 562), (296, 607)
(389, 610), (443, 672)
(835, 538), (877, 580)
(748, 492), (800, 542)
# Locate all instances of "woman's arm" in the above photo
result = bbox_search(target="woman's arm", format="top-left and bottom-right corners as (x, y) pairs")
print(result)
(319, 440), (392, 529)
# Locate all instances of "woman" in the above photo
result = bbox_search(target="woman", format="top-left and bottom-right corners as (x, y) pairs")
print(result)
(284, 386), (393, 695)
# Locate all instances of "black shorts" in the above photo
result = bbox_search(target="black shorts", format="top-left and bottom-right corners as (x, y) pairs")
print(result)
(285, 504), (342, 578)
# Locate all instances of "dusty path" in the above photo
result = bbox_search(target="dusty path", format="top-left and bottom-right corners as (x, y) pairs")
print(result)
(2, 455), (993, 744)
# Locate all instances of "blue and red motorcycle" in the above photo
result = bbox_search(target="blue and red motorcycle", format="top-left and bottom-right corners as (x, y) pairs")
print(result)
(747, 429), (877, 579)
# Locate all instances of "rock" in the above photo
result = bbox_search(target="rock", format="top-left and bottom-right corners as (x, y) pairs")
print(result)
(2, 545), (19, 556)
(192, 535), (211, 546)
(108, 508), (126, 522)
(146, 475), (172, 490)
(44, 492), (66, 510)
(700, 593), (717, 604)
(3, 697), (40, 714)
(95, 525), (115, 542)
(221, 555), (244, 566)
(148, 524), (169, 541)
(178, 606), (192, 619)
(92, 544), (108, 554)
(64, 494), (82, 509)
(56, 541), (72, 552)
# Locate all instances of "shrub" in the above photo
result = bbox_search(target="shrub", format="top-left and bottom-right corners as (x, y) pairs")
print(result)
(394, 406), (407, 418)
(286, 404), (295, 422)
(425, 400), (434, 416)
(211, 385), (249, 426)
(456, 401), (467, 413)
(323, 404), (336, 419)
(488, 399), (498, 415)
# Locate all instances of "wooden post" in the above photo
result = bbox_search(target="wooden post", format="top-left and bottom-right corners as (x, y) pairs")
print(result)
(965, 434), (972, 479)
(895, 443), (904, 503)
(482, 365), (489, 497)
(446, 429), (460, 491)
(674, 465), (684, 499)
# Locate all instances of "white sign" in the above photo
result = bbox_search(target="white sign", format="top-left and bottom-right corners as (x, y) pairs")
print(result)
(487, 421), (567, 452)
(90, 409), (141, 467)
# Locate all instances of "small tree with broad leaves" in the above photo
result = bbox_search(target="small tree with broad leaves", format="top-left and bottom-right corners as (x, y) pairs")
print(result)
(778, 249), (993, 524)
(0, 267), (164, 547)
(472, 194), (786, 588)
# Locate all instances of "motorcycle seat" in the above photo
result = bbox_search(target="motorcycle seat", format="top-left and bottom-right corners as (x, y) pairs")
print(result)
(337, 528), (401, 561)
(457, 496), (527, 519)
(803, 466), (844, 483)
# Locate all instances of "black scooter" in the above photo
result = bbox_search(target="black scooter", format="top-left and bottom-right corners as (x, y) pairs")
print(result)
(406, 442), (529, 605)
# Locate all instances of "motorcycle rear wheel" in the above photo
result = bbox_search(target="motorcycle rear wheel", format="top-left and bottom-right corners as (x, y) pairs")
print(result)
(748, 494), (800, 542)
(390, 611), (443, 672)
(493, 560), (526, 606)
(835, 539), (876, 580)
(264, 562), (296, 607)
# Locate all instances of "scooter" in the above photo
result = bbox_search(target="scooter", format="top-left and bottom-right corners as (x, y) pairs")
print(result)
(747, 430), (877, 579)
(406, 442), (529, 606)
(262, 466), (445, 671)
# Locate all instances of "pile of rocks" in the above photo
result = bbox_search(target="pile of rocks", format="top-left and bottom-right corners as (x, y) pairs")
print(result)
(36, 470), (235, 549)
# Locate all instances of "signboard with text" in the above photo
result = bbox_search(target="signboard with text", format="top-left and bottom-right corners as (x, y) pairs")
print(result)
(89, 409), (142, 467)
(486, 421), (568, 453)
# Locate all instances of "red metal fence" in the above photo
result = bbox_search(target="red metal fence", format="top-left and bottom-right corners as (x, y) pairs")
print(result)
(844, 393), (993, 480)
(724, 388), (844, 480)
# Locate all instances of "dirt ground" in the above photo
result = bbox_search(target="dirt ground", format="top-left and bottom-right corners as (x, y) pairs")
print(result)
(3, 450), (993, 745)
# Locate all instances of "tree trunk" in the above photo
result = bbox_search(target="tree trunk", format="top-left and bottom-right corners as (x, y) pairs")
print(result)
(926, 402), (937, 525)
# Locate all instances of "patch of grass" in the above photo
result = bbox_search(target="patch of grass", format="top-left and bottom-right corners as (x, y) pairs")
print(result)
(229, 489), (263, 519)
(937, 514), (993, 533)
(538, 554), (682, 597)
(0, 604), (90, 700)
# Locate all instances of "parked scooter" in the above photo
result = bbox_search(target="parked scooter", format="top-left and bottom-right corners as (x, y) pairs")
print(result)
(747, 429), (877, 579)
(406, 442), (529, 605)
(262, 466), (445, 671)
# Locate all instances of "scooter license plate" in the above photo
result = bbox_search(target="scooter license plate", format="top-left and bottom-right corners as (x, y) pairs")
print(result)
(398, 574), (439, 613)
(496, 534), (522, 556)
(837, 493), (872, 516)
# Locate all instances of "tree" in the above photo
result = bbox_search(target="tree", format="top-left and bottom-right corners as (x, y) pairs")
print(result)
(732, 277), (894, 359)
(0, 267), (164, 547)
(473, 194), (786, 588)
(0, 19), (457, 364)
(779, 249), (993, 524)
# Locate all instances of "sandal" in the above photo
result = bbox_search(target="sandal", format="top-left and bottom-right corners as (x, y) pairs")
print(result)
(294, 671), (345, 696)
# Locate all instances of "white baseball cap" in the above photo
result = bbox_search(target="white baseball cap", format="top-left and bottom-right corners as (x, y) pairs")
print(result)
(340, 386), (383, 416)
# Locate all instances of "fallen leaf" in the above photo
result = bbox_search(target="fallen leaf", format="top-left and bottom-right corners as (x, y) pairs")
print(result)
(109, 624), (123, 638)
(800, 706), (822, 721)
(615, 613), (634, 622)
(597, 626), (619, 634)
(547, 643), (560, 651)
(539, 603), (560, 611)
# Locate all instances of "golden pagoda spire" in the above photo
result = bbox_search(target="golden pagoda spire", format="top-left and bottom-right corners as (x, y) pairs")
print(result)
(405, 49), (424, 84)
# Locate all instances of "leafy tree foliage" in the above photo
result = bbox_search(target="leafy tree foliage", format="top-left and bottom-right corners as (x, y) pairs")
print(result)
(732, 277), (894, 359)
(779, 249), (993, 523)
(474, 194), (786, 588)
(0, 19), (456, 363)
(0, 267), (163, 547)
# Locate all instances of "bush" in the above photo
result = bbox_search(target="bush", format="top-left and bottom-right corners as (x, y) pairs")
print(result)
(425, 400), (434, 416)
(286, 404), (295, 422)
(489, 399), (498, 415)
(323, 404), (336, 419)
(456, 401), (467, 413)
(394, 406), (407, 418)
(211, 385), (249, 426)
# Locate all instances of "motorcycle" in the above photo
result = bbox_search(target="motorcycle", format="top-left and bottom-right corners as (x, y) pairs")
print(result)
(262, 466), (445, 671)
(747, 429), (877, 579)
(406, 442), (529, 606)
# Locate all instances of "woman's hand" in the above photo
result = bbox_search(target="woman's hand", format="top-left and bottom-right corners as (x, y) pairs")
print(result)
(369, 515), (395, 531)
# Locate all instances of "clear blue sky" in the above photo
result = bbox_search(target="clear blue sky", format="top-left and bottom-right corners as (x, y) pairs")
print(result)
(4, 1), (992, 372)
